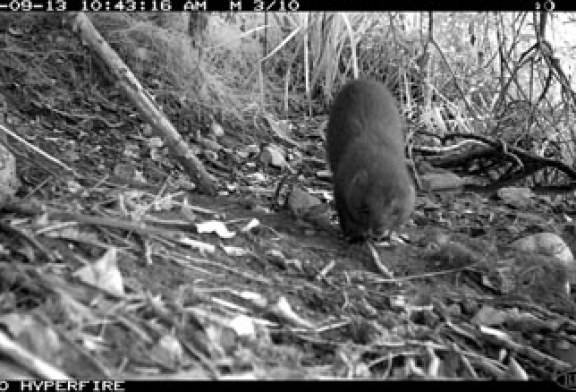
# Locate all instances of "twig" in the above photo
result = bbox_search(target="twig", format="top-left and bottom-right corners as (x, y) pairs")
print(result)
(0, 330), (69, 379)
(481, 328), (572, 371)
(365, 241), (395, 279)
(0, 124), (74, 173)
(0, 222), (56, 263)
(184, 256), (272, 286)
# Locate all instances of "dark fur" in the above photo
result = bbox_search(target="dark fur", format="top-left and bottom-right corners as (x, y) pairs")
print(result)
(326, 79), (415, 241)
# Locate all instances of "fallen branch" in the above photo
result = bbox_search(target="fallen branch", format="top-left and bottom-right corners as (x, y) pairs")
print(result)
(66, 13), (217, 195)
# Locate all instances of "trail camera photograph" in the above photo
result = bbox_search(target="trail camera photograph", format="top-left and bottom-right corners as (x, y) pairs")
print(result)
(0, 11), (575, 381)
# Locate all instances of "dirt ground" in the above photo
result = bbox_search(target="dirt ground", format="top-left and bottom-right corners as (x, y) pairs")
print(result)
(0, 16), (576, 381)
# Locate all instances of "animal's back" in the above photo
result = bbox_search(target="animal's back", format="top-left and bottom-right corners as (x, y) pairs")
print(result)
(325, 79), (414, 240)
(326, 79), (404, 173)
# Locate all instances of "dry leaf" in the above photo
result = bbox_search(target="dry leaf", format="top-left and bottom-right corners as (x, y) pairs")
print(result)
(471, 305), (508, 326)
(222, 246), (249, 257)
(497, 187), (535, 208)
(147, 137), (163, 148)
(246, 172), (266, 182)
(511, 233), (574, 269)
(150, 335), (183, 369)
(210, 119), (224, 138)
(73, 248), (125, 297)
(178, 238), (216, 254)
(230, 315), (256, 340)
(66, 179), (83, 194)
(0, 142), (20, 206)
(505, 357), (528, 380)
(269, 297), (314, 329)
(180, 197), (197, 222)
(260, 144), (287, 169)
(287, 187), (322, 218)
(241, 218), (260, 232)
(196, 220), (236, 239)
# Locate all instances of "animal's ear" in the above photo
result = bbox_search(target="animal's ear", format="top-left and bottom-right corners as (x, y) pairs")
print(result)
(349, 169), (369, 189)
(346, 169), (369, 208)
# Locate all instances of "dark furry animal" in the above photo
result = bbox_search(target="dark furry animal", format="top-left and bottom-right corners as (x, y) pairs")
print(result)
(326, 79), (415, 240)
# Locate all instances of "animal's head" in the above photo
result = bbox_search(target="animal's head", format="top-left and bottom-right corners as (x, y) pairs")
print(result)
(346, 168), (415, 238)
